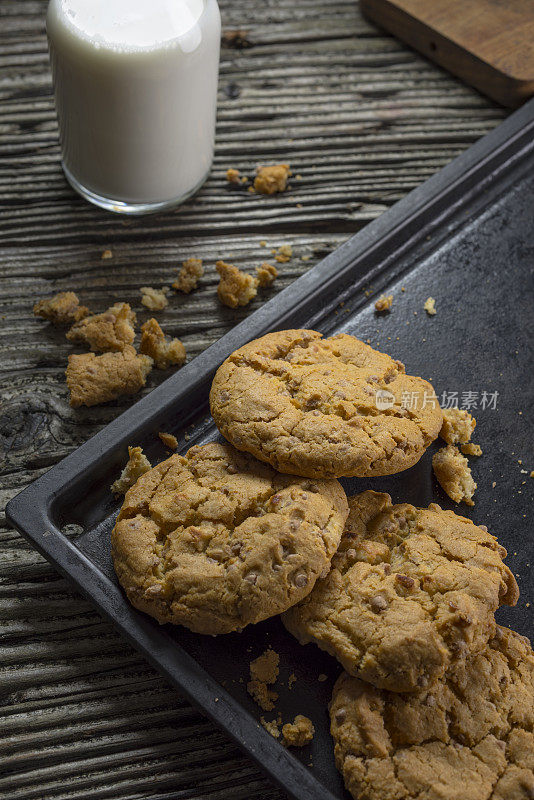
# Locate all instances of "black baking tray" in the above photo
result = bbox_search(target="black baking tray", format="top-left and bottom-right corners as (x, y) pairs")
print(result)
(7, 98), (534, 800)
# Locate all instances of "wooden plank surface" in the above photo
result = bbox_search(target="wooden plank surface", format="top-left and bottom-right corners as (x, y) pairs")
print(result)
(0, 1), (506, 798)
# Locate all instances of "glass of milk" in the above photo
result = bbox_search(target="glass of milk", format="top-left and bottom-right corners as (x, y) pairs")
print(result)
(46, 0), (221, 214)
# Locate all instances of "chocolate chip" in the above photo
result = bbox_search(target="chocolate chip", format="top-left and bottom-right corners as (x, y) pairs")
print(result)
(370, 595), (388, 613)
(293, 571), (308, 587)
(395, 574), (415, 589)
(335, 708), (346, 724)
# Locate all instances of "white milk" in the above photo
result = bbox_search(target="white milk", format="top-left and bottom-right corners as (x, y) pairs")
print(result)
(46, 0), (221, 213)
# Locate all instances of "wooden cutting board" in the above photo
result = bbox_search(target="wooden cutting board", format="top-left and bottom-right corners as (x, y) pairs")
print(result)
(361, 0), (534, 107)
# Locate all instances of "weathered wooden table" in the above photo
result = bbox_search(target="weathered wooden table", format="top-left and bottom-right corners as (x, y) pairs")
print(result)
(1, 2), (507, 798)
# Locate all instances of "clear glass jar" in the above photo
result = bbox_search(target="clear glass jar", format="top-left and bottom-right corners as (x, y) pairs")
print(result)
(47, 0), (221, 214)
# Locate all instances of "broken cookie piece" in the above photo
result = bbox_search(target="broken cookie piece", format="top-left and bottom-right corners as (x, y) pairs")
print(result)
(66, 302), (136, 352)
(172, 258), (203, 294)
(66, 346), (153, 408)
(440, 407), (476, 445)
(424, 297), (437, 315)
(140, 286), (170, 311)
(139, 318), (186, 369)
(34, 291), (90, 326)
(374, 294), (393, 313)
(226, 168), (241, 184)
(159, 432), (178, 450)
(461, 443), (483, 457)
(274, 244), (293, 263)
(433, 445), (477, 505)
(261, 716), (281, 738)
(256, 263), (278, 287)
(247, 648), (280, 711)
(216, 261), (258, 308)
(282, 715), (315, 747)
(254, 164), (291, 195)
(111, 446), (152, 495)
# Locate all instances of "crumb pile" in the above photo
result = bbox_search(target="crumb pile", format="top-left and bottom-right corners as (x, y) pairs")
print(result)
(216, 259), (278, 308)
(34, 290), (187, 407)
(173, 258), (204, 294)
(433, 407), (481, 505)
(247, 648), (280, 711)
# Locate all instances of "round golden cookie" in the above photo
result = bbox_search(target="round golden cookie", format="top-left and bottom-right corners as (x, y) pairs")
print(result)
(209, 329), (443, 479)
(283, 491), (519, 692)
(330, 626), (534, 800)
(111, 442), (348, 634)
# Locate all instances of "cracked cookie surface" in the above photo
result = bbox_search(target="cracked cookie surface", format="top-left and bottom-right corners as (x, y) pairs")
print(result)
(111, 442), (348, 634)
(330, 626), (534, 800)
(283, 491), (518, 693)
(210, 329), (442, 478)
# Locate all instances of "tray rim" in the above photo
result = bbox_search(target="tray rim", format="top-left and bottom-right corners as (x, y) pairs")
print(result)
(6, 96), (534, 800)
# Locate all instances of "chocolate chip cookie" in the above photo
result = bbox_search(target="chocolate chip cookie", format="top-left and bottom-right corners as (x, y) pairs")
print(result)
(330, 626), (534, 800)
(111, 442), (348, 634)
(283, 491), (518, 692)
(210, 329), (442, 478)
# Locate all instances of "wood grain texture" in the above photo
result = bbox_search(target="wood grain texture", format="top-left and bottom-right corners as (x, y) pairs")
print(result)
(361, 0), (534, 106)
(0, 1), (506, 798)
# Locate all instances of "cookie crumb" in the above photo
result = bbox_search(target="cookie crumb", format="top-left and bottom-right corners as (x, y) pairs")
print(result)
(288, 673), (297, 690)
(440, 408), (476, 445)
(140, 286), (170, 311)
(274, 244), (293, 263)
(461, 443), (482, 457)
(254, 164), (291, 195)
(172, 258), (204, 294)
(216, 261), (258, 308)
(66, 347), (153, 408)
(66, 302), (136, 352)
(432, 445), (476, 505)
(159, 432), (178, 450)
(282, 715), (315, 747)
(374, 294), (393, 313)
(221, 29), (251, 49)
(256, 263), (278, 287)
(111, 446), (152, 495)
(260, 240), (267, 247)
(247, 648), (279, 711)
(226, 168), (241, 184)
(424, 297), (437, 315)
(139, 318), (186, 369)
(101, 249), (113, 259)
(250, 648), (279, 683)
(34, 291), (90, 326)
(260, 715), (281, 738)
